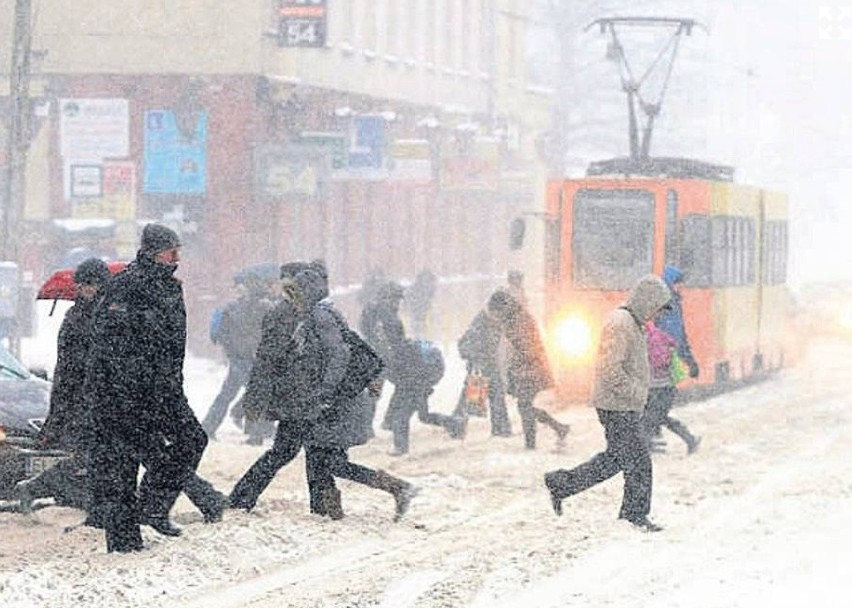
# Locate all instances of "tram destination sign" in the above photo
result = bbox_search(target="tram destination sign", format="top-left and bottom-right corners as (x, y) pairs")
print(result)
(278, 0), (327, 48)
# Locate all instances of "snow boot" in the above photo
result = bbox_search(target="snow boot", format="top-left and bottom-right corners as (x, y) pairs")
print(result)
(374, 470), (418, 522)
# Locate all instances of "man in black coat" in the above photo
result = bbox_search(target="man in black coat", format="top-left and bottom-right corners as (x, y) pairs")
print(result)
(85, 224), (224, 553)
(17, 258), (112, 518)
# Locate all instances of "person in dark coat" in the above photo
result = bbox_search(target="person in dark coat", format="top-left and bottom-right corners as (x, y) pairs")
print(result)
(544, 275), (672, 532)
(202, 274), (276, 443)
(404, 269), (437, 339)
(487, 290), (570, 449)
(361, 281), (462, 456)
(16, 258), (112, 519)
(228, 261), (334, 513)
(85, 224), (225, 552)
(300, 264), (417, 520)
(453, 306), (512, 437)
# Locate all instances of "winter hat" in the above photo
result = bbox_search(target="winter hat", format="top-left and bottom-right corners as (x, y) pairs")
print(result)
(280, 261), (310, 280)
(139, 223), (181, 257)
(73, 257), (111, 286)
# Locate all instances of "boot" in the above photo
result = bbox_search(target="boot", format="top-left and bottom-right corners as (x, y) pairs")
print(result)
(105, 502), (144, 553)
(687, 435), (702, 455)
(15, 479), (35, 514)
(139, 513), (183, 537)
(555, 422), (571, 444)
(543, 472), (563, 517)
(375, 470), (418, 522)
(320, 487), (345, 521)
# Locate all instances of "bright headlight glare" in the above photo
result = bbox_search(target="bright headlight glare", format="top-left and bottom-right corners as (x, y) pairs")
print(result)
(553, 315), (594, 359)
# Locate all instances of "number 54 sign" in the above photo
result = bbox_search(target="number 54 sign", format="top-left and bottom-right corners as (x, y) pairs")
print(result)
(278, 0), (327, 48)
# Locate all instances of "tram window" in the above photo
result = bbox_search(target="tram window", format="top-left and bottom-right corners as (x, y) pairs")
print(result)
(665, 190), (679, 266)
(545, 218), (561, 283)
(679, 214), (711, 287)
(572, 189), (654, 290)
(711, 216), (756, 287)
(762, 220), (788, 284)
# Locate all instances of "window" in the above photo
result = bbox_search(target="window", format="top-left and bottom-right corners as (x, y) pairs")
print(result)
(572, 189), (655, 290)
(762, 220), (788, 284)
(665, 190), (679, 267)
(679, 214), (711, 287)
(711, 216), (756, 287)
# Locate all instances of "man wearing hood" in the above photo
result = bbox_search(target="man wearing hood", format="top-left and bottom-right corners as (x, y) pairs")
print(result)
(544, 274), (671, 532)
(85, 224), (225, 553)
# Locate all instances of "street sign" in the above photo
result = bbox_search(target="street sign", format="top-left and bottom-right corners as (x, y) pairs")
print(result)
(278, 0), (327, 48)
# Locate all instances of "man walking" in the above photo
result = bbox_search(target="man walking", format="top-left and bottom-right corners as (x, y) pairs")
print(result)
(544, 274), (671, 532)
(85, 224), (224, 552)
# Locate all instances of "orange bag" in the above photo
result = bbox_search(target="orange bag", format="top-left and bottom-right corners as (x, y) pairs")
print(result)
(464, 372), (489, 416)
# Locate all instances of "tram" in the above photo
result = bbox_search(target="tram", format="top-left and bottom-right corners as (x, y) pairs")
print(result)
(539, 157), (791, 402)
(523, 16), (794, 402)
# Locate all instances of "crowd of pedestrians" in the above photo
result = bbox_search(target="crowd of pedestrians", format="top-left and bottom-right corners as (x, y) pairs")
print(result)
(16, 223), (703, 552)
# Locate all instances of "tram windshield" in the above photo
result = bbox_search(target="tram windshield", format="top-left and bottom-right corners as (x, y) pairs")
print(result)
(572, 189), (655, 290)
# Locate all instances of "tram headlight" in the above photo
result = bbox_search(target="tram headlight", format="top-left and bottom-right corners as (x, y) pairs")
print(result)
(552, 314), (594, 360)
(839, 307), (852, 332)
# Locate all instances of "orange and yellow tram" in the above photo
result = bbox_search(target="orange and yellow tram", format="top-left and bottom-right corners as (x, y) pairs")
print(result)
(539, 159), (792, 402)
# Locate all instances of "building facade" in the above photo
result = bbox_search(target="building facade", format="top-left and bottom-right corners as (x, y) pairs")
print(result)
(1, 0), (555, 353)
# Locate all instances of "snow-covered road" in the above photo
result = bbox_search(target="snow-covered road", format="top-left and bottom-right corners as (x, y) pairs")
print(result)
(2, 332), (851, 608)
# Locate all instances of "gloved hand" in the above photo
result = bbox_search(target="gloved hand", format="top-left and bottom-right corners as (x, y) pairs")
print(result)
(688, 360), (700, 379)
(367, 378), (384, 398)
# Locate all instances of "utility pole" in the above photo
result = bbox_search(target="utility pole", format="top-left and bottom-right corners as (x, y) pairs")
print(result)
(2, 0), (34, 356)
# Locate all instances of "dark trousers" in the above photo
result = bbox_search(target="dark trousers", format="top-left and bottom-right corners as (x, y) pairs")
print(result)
(545, 409), (652, 521)
(324, 448), (381, 487)
(642, 386), (696, 448)
(516, 391), (565, 449)
(20, 452), (90, 510)
(202, 357), (252, 437)
(389, 383), (455, 453)
(229, 419), (331, 511)
(137, 401), (209, 519)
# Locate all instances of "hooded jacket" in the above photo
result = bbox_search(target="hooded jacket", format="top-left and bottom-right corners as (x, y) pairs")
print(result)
(656, 265), (697, 367)
(590, 274), (671, 412)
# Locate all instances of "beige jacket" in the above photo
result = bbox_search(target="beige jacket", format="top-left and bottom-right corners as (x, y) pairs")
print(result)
(590, 275), (672, 412)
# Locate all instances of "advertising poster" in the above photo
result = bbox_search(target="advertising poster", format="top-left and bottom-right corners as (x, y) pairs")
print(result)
(143, 110), (208, 194)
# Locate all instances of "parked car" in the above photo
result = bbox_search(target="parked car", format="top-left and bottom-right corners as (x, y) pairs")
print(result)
(0, 343), (66, 503)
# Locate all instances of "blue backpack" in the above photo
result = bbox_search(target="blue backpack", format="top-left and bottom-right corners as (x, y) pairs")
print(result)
(209, 307), (225, 345)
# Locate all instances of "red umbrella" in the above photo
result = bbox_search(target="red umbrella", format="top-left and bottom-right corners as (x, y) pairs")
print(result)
(37, 260), (128, 301)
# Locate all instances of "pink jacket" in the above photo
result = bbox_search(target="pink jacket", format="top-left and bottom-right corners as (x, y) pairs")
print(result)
(645, 321), (676, 388)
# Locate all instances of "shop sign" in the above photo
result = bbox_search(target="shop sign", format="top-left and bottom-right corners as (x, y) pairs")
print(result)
(59, 98), (129, 160)
(278, 0), (327, 47)
(254, 143), (331, 201)
(347, 115), (384, 170)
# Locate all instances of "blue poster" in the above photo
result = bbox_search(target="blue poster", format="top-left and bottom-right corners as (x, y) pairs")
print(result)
(143, 110), (208, 194)
(347, 115), (384, 169)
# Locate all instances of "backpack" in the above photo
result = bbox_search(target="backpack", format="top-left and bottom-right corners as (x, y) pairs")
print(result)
(319, 302), (384, 399)
(209, 307), (224, 344)
(411, 339), (445, 387)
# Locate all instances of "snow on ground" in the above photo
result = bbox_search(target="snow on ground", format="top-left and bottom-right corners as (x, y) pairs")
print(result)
(2, 303), (852, 607)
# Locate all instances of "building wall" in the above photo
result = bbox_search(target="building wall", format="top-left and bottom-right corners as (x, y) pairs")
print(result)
(2, 0), (556, 354)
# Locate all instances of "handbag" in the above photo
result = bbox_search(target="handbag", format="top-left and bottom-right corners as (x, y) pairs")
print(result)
(670, 351), (688, 385)
(464, 371), (489, 416)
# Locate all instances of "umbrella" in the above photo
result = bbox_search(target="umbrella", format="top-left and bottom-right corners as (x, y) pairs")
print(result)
(37, 260), (128, 302)
(233, 262), (278, 285)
